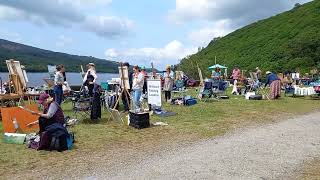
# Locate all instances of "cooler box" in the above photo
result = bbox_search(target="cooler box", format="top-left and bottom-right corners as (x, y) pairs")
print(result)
(3, 133), (26, 144)
(129, 111), (150, 129)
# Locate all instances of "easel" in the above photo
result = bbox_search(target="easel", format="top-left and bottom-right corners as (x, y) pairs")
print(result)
(108, 63), (131, 123)
(151, 62), (155, 79)
(2, 59), (29, 106)
(197, 63), (204, 87)
(8, 60), (25, 95)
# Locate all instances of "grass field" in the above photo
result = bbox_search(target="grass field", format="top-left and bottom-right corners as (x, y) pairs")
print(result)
(0, 89), (319, 178)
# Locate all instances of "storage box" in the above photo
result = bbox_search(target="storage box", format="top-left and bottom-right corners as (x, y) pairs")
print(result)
(3, 133), (26, 144)
(129, 111), (150, 129)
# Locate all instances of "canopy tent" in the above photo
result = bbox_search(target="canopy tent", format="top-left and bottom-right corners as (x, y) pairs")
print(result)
(208, 64), (227, 70)
(208, 64), (228, 80)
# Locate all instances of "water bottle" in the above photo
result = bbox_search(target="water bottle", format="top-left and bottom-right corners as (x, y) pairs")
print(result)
(12, 118), (19, 133)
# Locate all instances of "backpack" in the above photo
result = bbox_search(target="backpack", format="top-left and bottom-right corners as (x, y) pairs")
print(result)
(44, 123), (74, 152)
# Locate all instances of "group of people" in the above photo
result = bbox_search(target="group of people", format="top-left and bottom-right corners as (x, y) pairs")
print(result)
(120, 63), (175, 113)
(28, 62), (101, 134)
(225, 65), (282, 99)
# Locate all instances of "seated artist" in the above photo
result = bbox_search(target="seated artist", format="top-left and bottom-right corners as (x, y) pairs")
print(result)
(27, 93), (65, 133)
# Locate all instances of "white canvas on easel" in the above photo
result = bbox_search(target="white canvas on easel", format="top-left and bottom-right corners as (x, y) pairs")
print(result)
(47, 65), (56, 78)
(118, 66), (130, 89)
(6, 60), (28, 88)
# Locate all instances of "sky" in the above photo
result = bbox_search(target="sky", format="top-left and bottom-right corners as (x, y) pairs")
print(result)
(0, 0), (312, 69)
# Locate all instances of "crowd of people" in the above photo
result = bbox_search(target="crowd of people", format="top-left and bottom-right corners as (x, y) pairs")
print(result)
(14, 62), (318, 152)
(26, 62), (319, 135)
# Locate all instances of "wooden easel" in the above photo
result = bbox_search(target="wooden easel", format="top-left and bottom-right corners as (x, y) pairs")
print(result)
(197, 63), (204, 87)
(8, 60), (25, 95)
(108, 63), (131, 122)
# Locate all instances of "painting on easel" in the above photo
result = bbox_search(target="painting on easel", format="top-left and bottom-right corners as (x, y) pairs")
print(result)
(6, 59), (28, 94)
(118, 66), (130, 90)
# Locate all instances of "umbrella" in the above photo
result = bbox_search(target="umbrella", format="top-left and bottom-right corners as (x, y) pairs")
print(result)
(208, 64), (227, 70)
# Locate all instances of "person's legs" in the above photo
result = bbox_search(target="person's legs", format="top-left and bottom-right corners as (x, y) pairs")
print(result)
(122, 90), (130, 111)
(54, 85), (62, 105)
(270, 81), (276, 99)
(133, 90), (142, 109)
(231, 80), (238, 94)
(88, 84), (94, 97)
(168, 91), (171, 100)
(164, 91), (169, 101)
(143, 81), (147, 94)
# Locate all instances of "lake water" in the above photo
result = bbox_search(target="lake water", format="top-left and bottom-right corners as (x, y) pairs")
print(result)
(0, 72), (119, 87)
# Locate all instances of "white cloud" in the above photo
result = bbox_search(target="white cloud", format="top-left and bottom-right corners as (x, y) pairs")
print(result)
(55, 35), (73, 47)
(169, 0), (312, 24)
(0, 0), (132, 38)
(65, 0), (113, 7)
(170, 0), (312, 47)
(105, 48), (119, 58)
(188, 19), (234, 46)
(84, 16), (133, 39)
(105, 40), (198, 69)
(0, 29), (22, 42)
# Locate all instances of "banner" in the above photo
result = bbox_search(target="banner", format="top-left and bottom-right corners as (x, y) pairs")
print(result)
(147, 80), (162, 107)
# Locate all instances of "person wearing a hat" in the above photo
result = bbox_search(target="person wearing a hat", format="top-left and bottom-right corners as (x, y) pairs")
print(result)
(83, 63), (97, 97)
(132, 65), (145, 111)
(163, 65), (174, 102)
(265, 71), (281, 99)
(27, 94), (65, 133)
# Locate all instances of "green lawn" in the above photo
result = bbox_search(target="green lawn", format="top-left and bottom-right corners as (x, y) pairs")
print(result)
(0, 89), (319, 177)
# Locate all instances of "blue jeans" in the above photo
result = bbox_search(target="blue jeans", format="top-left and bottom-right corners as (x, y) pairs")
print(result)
(132, 89), (142, 109)
(54, 85), (63, 105)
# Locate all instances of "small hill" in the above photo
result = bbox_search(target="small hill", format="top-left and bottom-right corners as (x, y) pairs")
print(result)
(179, 0), (320, 78)
(0, 39), (119, 73)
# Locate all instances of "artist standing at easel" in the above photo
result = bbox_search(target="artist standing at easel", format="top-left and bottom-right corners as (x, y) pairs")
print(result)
(132, 65), (144, 111)
(54, 65), (65, 105)
(83, 63), (97, 97)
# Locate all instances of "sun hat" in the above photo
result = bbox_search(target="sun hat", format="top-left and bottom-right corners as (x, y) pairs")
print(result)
(266, 71), (271, 75)
(166, 65), (171, 70)
(87, 63), (95, 67)
(38, 93), (49, 104)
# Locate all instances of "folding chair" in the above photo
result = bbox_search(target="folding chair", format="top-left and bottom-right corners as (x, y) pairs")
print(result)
(199, 80), (214, 102)
(212, 80), (229, 99)
(258, 87), (270, 100)
(72, 97), (92, 120)
(172, 80), (187, 99)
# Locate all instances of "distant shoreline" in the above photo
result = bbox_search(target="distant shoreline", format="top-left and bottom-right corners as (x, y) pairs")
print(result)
(0, 71), (118, 73)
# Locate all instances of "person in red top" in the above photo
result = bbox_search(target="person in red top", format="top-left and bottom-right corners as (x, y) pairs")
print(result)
(231, 66), (241, 95)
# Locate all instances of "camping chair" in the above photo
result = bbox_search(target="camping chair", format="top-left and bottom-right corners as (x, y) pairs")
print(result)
(199, 80), (214, 102)
(212, 80), (229, 99)
(172, 80), (187, 98)
(284, 83), (295, 97)
(72, 96), (92, 120)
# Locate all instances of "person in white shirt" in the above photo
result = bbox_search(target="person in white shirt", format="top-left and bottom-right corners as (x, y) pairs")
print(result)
(54, 64), (65, 105)
(163, 65), (174, 102)
(83, 63), (97, 97)
(132, 65), (144, 110)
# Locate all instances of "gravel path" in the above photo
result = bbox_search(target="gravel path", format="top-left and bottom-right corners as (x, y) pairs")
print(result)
(90, 112), (320, 180)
